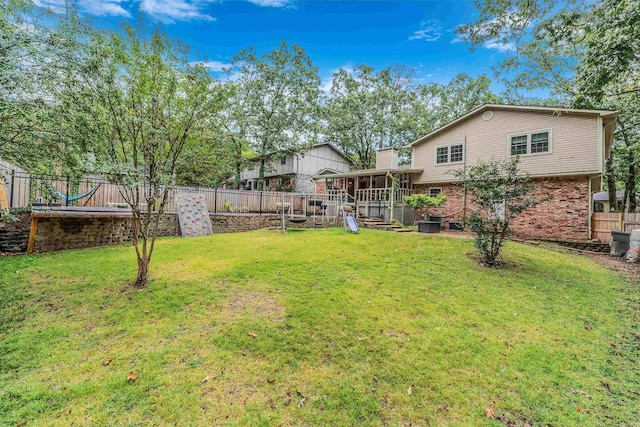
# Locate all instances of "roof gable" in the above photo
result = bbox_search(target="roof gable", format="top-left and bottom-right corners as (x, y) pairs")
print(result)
(407, 104), (618, 148)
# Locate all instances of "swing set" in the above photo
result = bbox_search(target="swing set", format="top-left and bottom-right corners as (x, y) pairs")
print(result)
(276, 192), (343, 233)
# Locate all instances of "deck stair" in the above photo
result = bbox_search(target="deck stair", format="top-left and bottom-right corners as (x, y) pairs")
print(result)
(362, 218), (412, 233)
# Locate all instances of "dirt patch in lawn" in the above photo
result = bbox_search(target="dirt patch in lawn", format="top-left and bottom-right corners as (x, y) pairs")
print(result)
(221, 290), (285, 323)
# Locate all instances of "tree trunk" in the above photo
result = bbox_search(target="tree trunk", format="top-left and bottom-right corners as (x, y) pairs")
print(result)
(258, 158), (266, 191)
(627, 150), (637, 212)
(605, 156), (617, 211)
(135, 256), (149, 288)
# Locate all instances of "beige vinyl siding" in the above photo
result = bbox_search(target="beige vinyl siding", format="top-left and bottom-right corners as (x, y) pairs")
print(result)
(412, 110), (601, 183)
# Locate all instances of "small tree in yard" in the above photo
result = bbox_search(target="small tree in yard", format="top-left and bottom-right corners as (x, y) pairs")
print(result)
(403, 193), (447, 213)
(64, 22), (227, 287)
(452, 157), (545, 266)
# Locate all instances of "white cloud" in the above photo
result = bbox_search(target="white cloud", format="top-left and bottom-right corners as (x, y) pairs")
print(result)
(34, 0), (131, 17)
(141, 0), (215, 23)
(83, 0), (131, 17)
(246, 0), (292, 7)
(34, 0), (216, 22)
(483, 39), (516, 52)
(191, 60), (232, 72)
(409, 20), (442, 42)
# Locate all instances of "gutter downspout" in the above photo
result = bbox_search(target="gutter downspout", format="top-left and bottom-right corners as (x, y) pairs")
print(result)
(462, 134), (468, 220)
(587, 175), (602, 240)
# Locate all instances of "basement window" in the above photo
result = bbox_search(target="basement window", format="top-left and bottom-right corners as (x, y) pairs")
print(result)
(429, 188), (442, 197)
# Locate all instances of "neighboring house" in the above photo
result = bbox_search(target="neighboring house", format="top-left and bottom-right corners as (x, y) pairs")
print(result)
(238, 143), (353, 193)
(592, 190), (636, 213)
(316, 104), (618, 241)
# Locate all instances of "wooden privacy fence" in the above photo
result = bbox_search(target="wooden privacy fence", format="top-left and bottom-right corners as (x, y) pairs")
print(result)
(3, 171), (340, 215)
(591, 212), (640, 244)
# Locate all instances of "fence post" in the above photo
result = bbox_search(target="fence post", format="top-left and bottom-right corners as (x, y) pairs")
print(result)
(619, 212), (624, 231)
(9, 169), (15, 208)
(65, 176), (70, 206)
(213, 188), (217, 214)
(259, 191), (263, 215)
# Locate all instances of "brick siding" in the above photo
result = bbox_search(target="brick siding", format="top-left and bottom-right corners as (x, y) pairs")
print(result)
(415, 175), (591, 241)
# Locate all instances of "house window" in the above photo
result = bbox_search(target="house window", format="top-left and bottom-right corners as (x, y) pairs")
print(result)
(435, 143), (464, 164)
(510, 130), (551, 156)
(489, 200), (506, 221)
(436, 147), (449, 164)
(510, 135), (528, 155)
(248, 162), (256, 171)
(450, 145), (464, 162)
(531, 132), (549, 153)
(429, 188), (442, 197)
(326, 178), (334, 191)
(281, 156), (287, 165)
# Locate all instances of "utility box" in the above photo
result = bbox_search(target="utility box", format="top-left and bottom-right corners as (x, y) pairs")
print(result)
(449, 220), (463, 231)
(418, 221), (441, 234)
(611, 231), (630, 256)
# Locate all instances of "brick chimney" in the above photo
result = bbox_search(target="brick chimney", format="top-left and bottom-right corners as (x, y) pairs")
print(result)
(375, 147), (399, 170)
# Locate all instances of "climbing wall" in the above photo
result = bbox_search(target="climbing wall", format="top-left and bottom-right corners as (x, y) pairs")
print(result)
(176, 193), (213, 238)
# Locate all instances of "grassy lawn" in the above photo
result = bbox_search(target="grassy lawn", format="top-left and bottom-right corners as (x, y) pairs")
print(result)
(1, 229), (638, 426)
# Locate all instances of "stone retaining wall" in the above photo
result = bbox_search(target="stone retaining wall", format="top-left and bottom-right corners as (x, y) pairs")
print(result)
(1, 212), (323, 253)
(0, 212), (31, 252)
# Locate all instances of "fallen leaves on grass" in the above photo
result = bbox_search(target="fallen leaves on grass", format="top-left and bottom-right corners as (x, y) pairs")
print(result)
(569, 388), (591, 398)
(202, 376), (210, 383)
(102, 358), (112, 366)
(267, 378), (276, 384)
(486, 405), (496, 419)
(577, 405), (584, 412)
(407, 384), (414, 395)
(127, 372), (138, 383)
(247, 332), (257, 338)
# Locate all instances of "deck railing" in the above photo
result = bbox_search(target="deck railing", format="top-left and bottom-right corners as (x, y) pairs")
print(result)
(355, 188), (413, 204)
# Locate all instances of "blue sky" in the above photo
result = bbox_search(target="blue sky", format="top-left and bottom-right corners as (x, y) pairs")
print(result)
(37, 0), (516, 92)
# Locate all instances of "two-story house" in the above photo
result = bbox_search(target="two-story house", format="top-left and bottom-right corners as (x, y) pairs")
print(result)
(315, 104), (618, 241)
(408, 104), (617, 241)
(239, 143), (353, 193)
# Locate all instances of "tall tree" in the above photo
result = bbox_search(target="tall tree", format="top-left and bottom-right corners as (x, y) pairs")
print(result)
(325, 65), (421, 168)
(414, 73), (502, 132)
(0, 0), (87, 176)
(227, 42), (320, 190)
(62, 21), (227, 287)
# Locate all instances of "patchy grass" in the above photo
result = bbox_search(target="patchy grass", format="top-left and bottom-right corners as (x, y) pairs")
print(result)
(0, 229), (638, 426)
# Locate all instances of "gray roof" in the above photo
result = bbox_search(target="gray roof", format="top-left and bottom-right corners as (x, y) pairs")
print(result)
(592, 190), (625, 202)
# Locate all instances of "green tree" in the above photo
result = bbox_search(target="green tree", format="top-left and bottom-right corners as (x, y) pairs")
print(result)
(413, 73), (502, 132)
(0, 1), (88, 176)
(62, 21), (227, 287)
(325, 65), (418, 168)
(227, 42), (320, 190)
(452, 158), (546, 266)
